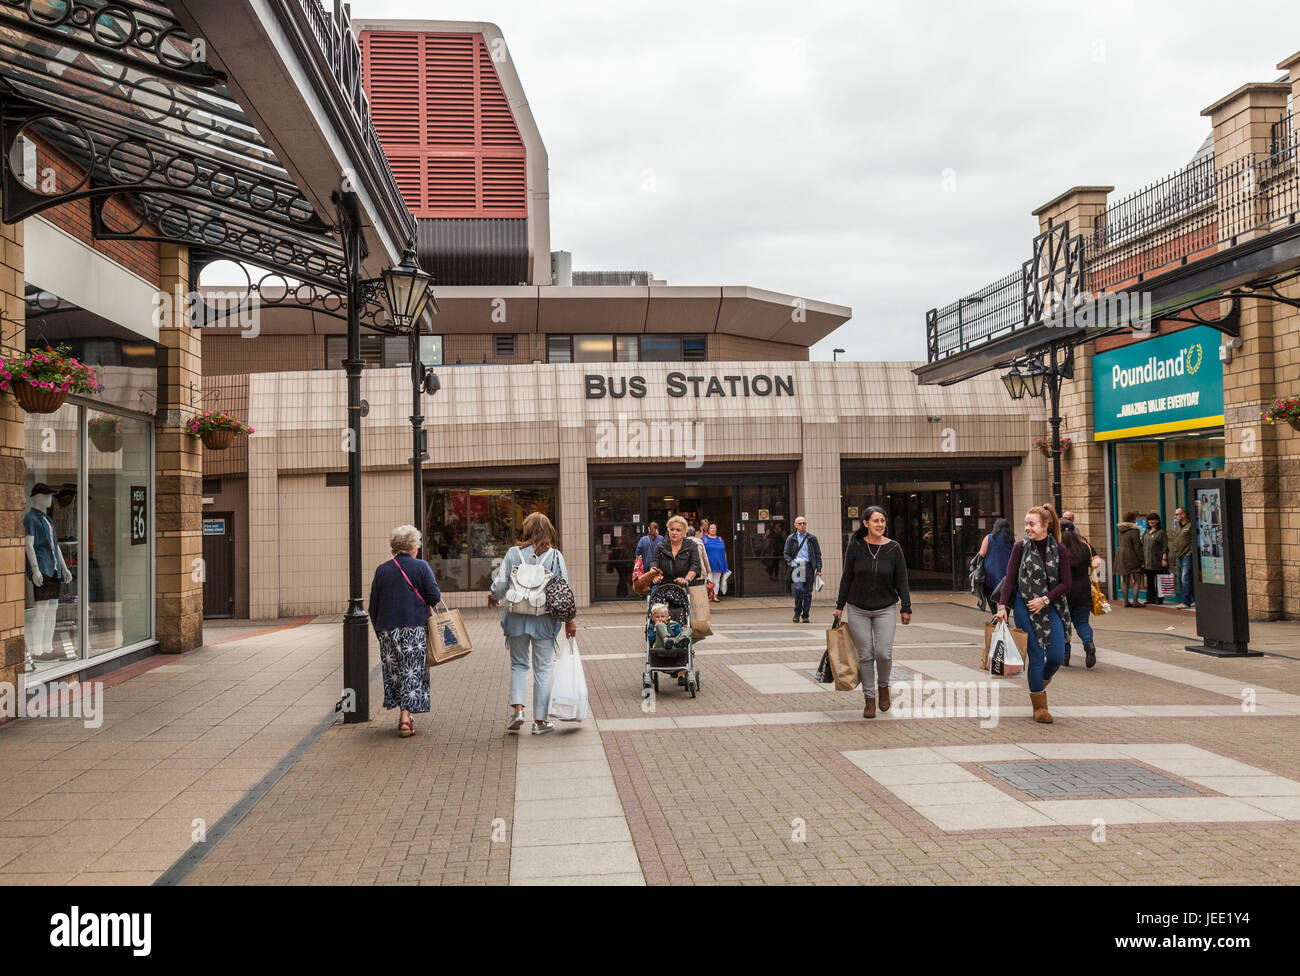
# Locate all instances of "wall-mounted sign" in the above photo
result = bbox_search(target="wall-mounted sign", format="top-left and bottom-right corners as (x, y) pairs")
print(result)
(741, 511), (749, 521)
(1092, 326), (1224, 440)
(203, 518), (226, 536)
(585, 372), (796, 399)
(130, 486), (147, 545)
(846, 507), (859, 519)
(758, 509), (770, 521)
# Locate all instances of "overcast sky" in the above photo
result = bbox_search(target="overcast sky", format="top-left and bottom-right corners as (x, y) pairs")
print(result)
(355, 0), (1297, 360)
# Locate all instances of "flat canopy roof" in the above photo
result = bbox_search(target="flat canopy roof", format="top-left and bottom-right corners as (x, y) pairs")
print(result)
(211, 283), (853, 345)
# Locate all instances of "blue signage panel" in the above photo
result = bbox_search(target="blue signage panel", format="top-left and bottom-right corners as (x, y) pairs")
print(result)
(1091, 326), (1224, 441)
(203, 518), (227, 536)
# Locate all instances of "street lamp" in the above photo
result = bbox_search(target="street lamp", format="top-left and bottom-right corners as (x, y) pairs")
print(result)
(1000, 345), (1072, 513)
(340, 236), (437, 726)
(1001, 362), (1026, 400)
(382, 247), (438, 550)
(833, 348), (845, 362)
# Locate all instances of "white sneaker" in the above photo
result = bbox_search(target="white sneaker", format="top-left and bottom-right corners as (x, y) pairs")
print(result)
(507, 709), (524, 732)
(1177, 603), (1191, 609)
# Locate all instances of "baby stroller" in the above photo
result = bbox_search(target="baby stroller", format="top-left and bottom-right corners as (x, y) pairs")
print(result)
(642, 582), (700, 698)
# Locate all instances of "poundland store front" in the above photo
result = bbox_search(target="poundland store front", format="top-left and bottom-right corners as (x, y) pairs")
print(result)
(1093, 326), (1227, 588)
(239, 362), (1048, 616)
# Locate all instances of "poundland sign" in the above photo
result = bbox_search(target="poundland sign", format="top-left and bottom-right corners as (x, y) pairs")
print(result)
(1092, 326), (1224, 441)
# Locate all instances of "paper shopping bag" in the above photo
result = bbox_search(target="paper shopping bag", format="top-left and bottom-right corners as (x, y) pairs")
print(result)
(427, 602), (473, 666)
(1157, 573), (1176, 597)
(689, 584), (713, 639)
(826, 620), (860, 691)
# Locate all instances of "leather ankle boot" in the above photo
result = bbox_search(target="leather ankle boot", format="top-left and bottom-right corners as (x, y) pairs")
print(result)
(877, 684), (891, 712)
(862, 696), (875, 719)
(1030, 690), (1053, 723)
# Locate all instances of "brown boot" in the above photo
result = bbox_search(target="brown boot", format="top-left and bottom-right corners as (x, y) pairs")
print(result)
(862, 696), (876, 719)
(1030, 691), (1053, 724)
(877, 685), (891, 712)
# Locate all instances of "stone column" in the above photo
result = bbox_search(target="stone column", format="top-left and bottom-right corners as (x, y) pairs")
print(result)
(558, 424), (590, 607)
(154, 244), (204, 650)
(1205, 83), (1292, 619)
(794, 420), (841, 604)
(0, 219), (25, 706)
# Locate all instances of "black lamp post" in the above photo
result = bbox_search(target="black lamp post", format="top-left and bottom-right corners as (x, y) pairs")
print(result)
(1001, 344), (1071, 514)
(340, 240), (436, 726)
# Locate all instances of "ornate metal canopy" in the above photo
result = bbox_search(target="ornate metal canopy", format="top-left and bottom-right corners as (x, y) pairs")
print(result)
(0, 0), (370, 298)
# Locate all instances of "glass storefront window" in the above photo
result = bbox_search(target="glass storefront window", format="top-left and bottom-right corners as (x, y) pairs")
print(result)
(24, 401), (153, 674)
(1114, 441), (1161, 524)
(573, 335), (613, 362)
(24, 402), (79, 673)
(424, 485), (557, 591)
(87, 410), (151, 654)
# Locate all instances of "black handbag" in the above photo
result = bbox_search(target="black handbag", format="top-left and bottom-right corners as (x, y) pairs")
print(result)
(815, 648), (835, 684)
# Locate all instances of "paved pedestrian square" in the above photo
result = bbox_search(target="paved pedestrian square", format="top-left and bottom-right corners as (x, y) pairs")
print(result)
(2, 595), (1299, 884)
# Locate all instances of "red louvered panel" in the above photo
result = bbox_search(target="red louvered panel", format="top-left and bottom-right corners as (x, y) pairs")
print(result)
(360, 29), (528, 218)
(477, 39), (521, 147)
(481, 156), (527, 213)
(426, 155), (477, 215)
(362, 32), (422, 147)
(423, 33), (476, 146)
(385, 154), (424, 213)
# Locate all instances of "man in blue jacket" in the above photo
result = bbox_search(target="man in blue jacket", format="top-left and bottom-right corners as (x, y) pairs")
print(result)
(633, 522), (661, 577)
(783, 516), (822, 623)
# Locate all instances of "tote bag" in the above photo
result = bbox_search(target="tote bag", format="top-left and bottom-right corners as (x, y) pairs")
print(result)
(688, 583), (713, 639)
(393, 558), (473, 667)
(826, 619), (859, 691)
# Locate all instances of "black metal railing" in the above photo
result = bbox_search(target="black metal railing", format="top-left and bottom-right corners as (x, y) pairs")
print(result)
(925, 137), (1300, 363)
(294, 0), (414, 237)
(1272, 111), (1297, 164)
(927, 268), (1025, 360)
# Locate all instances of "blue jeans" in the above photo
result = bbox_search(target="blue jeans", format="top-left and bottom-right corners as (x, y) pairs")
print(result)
(1178, 554), (1194, 605)
(1064, 601), (1093, 658)
(508, 634), (557, 719)
(1012, 593), (1065, 694)
(793, 582), (813, 618)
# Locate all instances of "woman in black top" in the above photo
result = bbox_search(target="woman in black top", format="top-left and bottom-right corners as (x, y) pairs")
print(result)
(642, 515), (702, 683)
(833, 506), (911, 719)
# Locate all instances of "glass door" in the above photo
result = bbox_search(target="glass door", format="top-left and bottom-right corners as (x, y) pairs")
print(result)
(592, 487), (642, 600)
(735, 481), (789, 597)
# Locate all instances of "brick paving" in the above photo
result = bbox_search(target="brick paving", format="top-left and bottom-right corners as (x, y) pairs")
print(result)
(2, 593), (1299, 884)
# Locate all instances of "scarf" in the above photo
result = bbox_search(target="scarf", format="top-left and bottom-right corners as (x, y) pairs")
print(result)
(1017, 536), (1073, 648)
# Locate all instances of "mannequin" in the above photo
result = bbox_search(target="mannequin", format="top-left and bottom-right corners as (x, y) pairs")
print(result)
(25, 483), (72, 663)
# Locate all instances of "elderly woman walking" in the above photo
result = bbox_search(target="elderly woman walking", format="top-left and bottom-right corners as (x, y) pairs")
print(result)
(489, 512), (577, 736)
(368, 525), (442, 738)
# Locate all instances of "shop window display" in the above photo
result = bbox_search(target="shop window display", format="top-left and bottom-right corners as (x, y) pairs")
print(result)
(424, 485), (556, 592)
(24, 403), (79, 671)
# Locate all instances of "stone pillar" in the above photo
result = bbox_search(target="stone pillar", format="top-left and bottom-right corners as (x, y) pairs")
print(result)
(794, 420), (840, 603)
(154, 244), (204, 650)
(0, 219), (25, 707)
(558, 424), (590, 607)
(1031, 187), (1113, 564)
(1205, 83), (1292, 619)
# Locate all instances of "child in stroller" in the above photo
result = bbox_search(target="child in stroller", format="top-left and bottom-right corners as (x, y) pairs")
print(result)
(642, 582), (700, 697)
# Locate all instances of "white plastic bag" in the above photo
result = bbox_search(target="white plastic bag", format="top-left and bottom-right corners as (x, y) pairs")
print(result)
(549, 637), (588, 722)
(988, 619), (1024, 677)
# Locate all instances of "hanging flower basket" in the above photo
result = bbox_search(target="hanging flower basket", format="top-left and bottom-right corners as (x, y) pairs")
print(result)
(200, 428), (236, 450)
(1262, 396), (1300, 432)
(0, 345), (102, 415)
(1033, 436), (1072, 457)
(89, 416), (123, 453)
(187, 410), (253, 451)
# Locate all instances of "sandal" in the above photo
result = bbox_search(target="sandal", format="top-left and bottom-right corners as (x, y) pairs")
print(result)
(399, 719), (414, 738)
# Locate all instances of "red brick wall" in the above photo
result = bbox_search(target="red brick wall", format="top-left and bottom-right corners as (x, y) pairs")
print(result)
(27, 132), (162, 286)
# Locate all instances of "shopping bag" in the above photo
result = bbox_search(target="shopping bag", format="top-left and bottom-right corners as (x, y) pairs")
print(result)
(688, 584), (713, 638)
(1157, 573), (1176, 597)
(815, 649), (835, 684)
(826, 619), (859, 691)
(549, 637), (588, 722)
(981, 617), (1028, 670)
(428, 601), (473, 667)
(988, 619), (1024, 677)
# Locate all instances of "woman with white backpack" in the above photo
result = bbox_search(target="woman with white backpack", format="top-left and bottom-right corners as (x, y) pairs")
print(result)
(489, 512), (578, 735)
